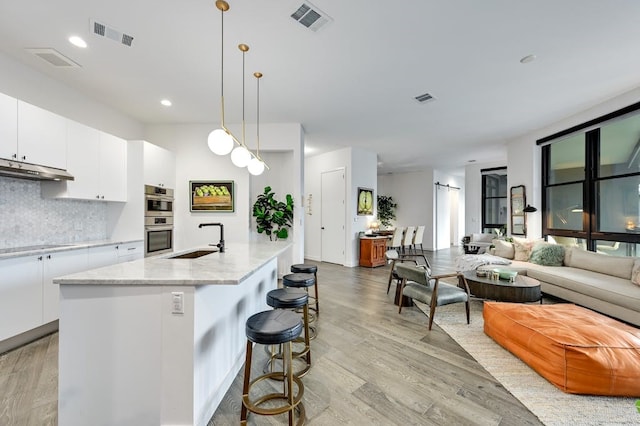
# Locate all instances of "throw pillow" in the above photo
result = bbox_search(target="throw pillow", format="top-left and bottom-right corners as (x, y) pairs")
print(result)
(632, 260), (640, 287)
(513, 240), (534, 261)
(492, 239), (515, 259)
(529, 242), (565, 266)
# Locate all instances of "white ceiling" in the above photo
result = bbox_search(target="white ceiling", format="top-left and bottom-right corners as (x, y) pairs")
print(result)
(1, 0), (640, 174)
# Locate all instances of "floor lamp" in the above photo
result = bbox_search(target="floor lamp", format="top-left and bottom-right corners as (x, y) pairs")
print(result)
(523, 204), (537, 238)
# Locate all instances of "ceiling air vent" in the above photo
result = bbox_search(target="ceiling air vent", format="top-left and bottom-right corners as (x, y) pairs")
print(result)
(414, 92), (436, 104)
(291, 2), (332, 32)
(26, 48), (80, 68)
(90, 19), (134, 47)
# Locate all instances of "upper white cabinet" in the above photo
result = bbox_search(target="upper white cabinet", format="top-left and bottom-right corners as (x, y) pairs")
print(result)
(63, 120), (101, 199)
(42, 122), (127, 202)
(143, 142), (176, 189)
(99, 131), (127, 202)
(0, 92), (18, 160)
(17, 100), (67, 169)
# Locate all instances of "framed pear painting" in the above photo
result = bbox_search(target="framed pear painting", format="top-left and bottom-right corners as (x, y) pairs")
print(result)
(357, 187), (374, 215)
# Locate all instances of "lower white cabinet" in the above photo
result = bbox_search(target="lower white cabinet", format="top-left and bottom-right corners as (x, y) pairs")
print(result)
(88, 242), (144, 269)
(0, 249), (88, 341)
(0, 255), (43, 341)
(43, 249), (88, 324)
(116, 241), (144, 263)
(1, 242), (142, 343)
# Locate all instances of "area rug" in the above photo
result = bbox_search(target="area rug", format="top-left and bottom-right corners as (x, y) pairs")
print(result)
(415, 299), (640, 426)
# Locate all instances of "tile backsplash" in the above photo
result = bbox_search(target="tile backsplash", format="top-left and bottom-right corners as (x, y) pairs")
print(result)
(0, 176), (107, 248)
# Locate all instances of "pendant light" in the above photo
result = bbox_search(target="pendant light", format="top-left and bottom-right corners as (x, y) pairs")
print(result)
(248, 72), (265, 175)
(208, 0), (234, 156)
(206, 0), (269, 171)
(230, 43), (252, 168)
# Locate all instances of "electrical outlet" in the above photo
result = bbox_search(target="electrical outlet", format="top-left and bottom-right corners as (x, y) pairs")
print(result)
(171, 292), (184, 315)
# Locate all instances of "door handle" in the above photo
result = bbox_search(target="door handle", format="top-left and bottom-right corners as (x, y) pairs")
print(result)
(321, 227), (325, 230)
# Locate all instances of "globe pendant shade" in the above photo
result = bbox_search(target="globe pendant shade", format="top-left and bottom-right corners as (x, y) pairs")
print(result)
(208, 129), (234, 155)
(230, 145), (251, 167)
(247, 157), (265, 175)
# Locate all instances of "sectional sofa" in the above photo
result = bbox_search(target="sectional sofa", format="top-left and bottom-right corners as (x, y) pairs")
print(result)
(481, 241), (640, 327)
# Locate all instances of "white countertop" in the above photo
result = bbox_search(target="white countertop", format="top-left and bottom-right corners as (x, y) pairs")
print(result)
(54, 242), (291, 286)
(0, 239), (144, 260)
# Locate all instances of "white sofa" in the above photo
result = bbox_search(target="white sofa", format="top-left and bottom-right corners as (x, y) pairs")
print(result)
(481, 243), (640, 327)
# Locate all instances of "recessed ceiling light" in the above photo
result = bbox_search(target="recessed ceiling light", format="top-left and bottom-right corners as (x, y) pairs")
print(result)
(520, 54), (536, 64)
(160, 99), (172, 107)
(68, 36), (87, 48)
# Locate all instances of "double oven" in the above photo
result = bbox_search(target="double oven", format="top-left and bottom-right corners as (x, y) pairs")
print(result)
(144, 185), (174, 256)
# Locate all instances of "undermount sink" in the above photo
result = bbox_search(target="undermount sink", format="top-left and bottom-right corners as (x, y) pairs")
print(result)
(169, 249), (218, 259)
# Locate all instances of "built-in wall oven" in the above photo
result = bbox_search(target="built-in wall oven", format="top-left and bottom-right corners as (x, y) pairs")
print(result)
(144, 185), (174, 256)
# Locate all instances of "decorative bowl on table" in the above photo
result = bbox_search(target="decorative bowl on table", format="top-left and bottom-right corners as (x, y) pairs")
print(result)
(475, 269), (488, 277)
(492, 268), (518, 281)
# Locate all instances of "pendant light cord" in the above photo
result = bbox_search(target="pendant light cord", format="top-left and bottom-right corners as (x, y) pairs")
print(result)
(219, 5), (225, 126)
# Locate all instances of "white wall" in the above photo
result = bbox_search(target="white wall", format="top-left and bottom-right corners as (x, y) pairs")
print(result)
(144, 123), (304, 268)
(304, 147), (377, 266)
(378, 170), (435, 250)
(0, 52), (143, 139)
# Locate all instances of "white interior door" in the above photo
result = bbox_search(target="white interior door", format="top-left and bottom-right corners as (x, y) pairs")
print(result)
(435, 185), (451, 250)
(450, 189), (459, 246)
(321, 169), (345, 265)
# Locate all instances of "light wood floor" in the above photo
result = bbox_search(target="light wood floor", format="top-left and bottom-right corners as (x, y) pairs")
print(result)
(0, 248), (543, 425)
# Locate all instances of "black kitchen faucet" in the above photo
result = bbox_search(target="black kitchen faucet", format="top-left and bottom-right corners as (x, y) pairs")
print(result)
(198, 223), (225, 253)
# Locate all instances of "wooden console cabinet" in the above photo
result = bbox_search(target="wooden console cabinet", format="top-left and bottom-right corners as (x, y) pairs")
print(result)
(359, 236), (387, 267)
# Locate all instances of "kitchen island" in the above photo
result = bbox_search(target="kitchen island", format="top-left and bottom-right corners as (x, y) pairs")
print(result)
(55, 242), (290, 426)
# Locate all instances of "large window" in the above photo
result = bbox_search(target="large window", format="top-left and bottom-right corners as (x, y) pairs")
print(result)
(482, 167), (507, 233)
(540, 104), (640, 256)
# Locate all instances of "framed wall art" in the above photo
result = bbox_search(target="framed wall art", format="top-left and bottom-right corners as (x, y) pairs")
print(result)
(357, 187), (374, 216)
(190, 180), (234, 212)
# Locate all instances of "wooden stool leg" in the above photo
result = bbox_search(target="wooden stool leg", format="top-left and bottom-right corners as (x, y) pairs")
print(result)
(240, 340), (253, 424)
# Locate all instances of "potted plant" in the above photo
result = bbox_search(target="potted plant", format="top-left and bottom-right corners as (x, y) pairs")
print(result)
(377, 195), (397, 229)
(252, 186), (294, 240)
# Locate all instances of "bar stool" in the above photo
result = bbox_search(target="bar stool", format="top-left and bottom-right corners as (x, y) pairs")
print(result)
(290, 264), (319, 315)
(282, 273), (317, 339)
(265, 288), (312, 378)
(241, 309), (305, 425)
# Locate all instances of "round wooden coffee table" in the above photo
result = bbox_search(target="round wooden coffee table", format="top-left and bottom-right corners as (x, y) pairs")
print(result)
(462, 270), (541, 303)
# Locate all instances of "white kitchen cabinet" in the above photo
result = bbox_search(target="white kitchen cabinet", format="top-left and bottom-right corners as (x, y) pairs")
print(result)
(117, 241), (144, 263)
(99, 131), (127, 202)
(143, 141), (176, 189)
(0, 255), (43, 341)
(42, 124), (127, 202)
(88, 245), (119, 269)
(0, 92), (18, 160)
(42, 249), (88, 324)
(17, 100), (67, 169)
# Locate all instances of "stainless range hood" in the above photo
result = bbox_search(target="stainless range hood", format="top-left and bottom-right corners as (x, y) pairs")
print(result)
(0, 158), (74, 181)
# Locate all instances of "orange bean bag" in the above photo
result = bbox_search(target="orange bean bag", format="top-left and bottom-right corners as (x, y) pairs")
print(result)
(483, 301), (640, 396)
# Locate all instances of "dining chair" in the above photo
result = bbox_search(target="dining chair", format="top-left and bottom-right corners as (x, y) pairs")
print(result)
(402, 226), (415, 253)
(395, 263), (470, 331)
(385, 249), (431, 294)
(388, 227), (404, 251)
(412, 225), (425, 252)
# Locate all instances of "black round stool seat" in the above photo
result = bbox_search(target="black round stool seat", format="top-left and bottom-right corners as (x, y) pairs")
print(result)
(267, 288), (309, 309)
(245, 310), (303, 346)
(291, 264), (318, 274)
(283, 273), (315, 288)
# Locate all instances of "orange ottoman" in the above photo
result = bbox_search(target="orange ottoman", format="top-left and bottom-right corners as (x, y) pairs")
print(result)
(483, 301), (640, 396)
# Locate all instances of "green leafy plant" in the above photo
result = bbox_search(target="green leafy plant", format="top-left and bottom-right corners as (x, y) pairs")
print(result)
(377, 195), (397, 228)
(252, 186), (294, 240)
